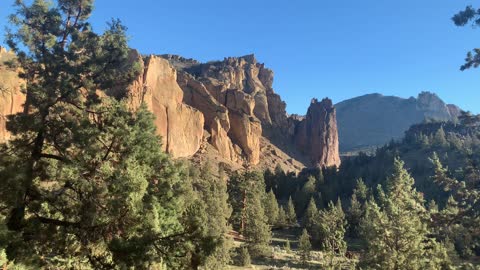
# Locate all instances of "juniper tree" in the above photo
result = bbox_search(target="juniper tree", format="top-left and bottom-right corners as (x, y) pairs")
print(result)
(347, 179), (368, 237)
(431, 153), (480, 259)
(0, 0), (190, 268)
(317, 199), (347, 257)
(277, 206), (287, 228)
(228, 171), (271, 257)
(263, 189), (280, 226)
(182, 165), (233, 269)
(286, 196), (297, 226)
(298, 229), (312, 265)
(302, 197), (319, 242)
(360, 158), (451, 270)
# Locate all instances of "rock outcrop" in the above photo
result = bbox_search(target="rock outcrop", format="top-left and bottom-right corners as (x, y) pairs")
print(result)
(294, 98), (341, 168)
(0, 49), (342, 171)
(0, 47), (26, 142)
(125, 51), (204, 158)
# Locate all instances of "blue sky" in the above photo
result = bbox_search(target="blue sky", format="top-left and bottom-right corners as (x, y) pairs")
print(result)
(1, 0), (479, 114)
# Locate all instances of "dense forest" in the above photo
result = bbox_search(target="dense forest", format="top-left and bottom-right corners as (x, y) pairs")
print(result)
(1, 0), (480, 269)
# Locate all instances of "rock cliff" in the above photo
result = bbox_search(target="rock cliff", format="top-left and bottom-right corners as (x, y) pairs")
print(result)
(0, 49), (341, 170)
(0, 47), (26, 143)
(125, 51), (204, 158)
(294, 98), (341, 168)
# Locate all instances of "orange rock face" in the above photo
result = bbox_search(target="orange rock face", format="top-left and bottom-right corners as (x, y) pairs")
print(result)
(294, 98), (341, 168)
(0, 49), (341, 170)
(126, 52), (204, 158)
(0, 47), (26, 142)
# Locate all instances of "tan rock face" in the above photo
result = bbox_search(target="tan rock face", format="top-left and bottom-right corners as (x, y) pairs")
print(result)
(162, 54), (341, 168)
(176, 71), (236, 161)
(0, 48), (26, 142)
(294, 98), (341, 168)
(161, 55), (268, 165)
(126, 52), (204, 158)
(0, 50), (341, 170)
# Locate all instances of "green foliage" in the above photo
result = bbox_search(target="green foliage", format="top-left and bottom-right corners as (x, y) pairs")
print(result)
(263, 189), (280, 226)
(295, 176), (316, 215)
(238, 246), (251, 267)
(359, 158), (451, 270)
(244, 186), (271, 257)
(286, 196), (297, 226)
(298, 229), (312, 265)
(0, 0), (190, 268)
(317, 199), (347, 256)
(452, 6), (480, 71)
(181, 165), (233, 269)
(430, 153), (480, 259)
(302, 197), (319, 234)
(276, 206), (288, 228)
(228, 171), (271, 257)
(347, 179), (368, 237)
(285, 240), (291, 253)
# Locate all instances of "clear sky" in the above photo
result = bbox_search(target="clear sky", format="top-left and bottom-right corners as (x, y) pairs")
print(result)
(1, 0), (479, 114)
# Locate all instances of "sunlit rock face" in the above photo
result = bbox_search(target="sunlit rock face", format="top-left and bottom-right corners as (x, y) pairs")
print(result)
(0, 49), (342, 170)
(0, 47), (26, 143)
(294, 98), (341, 168)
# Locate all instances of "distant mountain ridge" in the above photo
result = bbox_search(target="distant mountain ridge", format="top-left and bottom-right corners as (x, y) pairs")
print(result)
(335, 91), (461, 153)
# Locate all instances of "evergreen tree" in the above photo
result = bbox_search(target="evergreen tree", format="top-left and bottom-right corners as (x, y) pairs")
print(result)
(295, 176), (316, 215)
(431, 154), (480, 259)
(302, 197), (319, 231)
(244, 183), (271, 257)
(277, 206), (288, 228)
(263, 189), (280, 226)
(238, 246), (251, 267)
(347, 179), (368, 237)
(182, 165), (233, 269)
(360, 158), (451, 270)
(228, 171), (271, 257)
(286, 196), (297, 226)
(317, 199), (347, 256)
(433, 127), (448, 147)
(298, 229), (312, 265)
(0, 0), (192, 268)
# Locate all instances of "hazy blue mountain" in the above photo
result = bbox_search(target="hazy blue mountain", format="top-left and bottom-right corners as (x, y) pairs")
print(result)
(335, 91), (461, 153)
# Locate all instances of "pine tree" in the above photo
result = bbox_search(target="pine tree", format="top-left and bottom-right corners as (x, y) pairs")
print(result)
(244, 183), (272, 257)
(295, 176), (316, 215)
(263, 189), (280, 226)
(360, 158), (451, 269)
(298, 229), (312, 265)
(228, 171), (271, 257)
(347, 179), (368, 237)
(182, 165), (233, 269)
(302, 197), (319, 238)
(0, 1), (190, 268)
(317, 199), (347, 256)
(286, 196), (297, 226)
(277, 206), (288, 228)
(238, 246), (251, 267)
(430, 154), (479, 259)
(433, 127), (448, 147)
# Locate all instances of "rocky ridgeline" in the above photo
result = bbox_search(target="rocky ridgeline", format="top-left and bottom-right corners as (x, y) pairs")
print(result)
(0, 48), (341, 169)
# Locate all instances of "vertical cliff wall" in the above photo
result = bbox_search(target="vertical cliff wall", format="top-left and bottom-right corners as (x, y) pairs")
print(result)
(294, 98), (341, 168)
(0, 49), (341, 170)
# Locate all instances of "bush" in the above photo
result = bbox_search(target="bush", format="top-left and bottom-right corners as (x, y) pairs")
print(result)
(238, 246), (251, 267)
